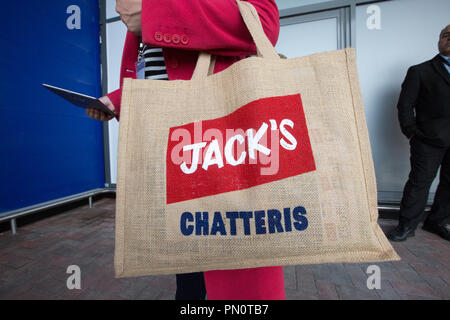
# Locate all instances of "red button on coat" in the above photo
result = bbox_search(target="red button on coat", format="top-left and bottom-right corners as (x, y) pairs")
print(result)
(154, 31), (163, 42)
(180, 34), (189, 45)
(172, 34), (181, 44)
(163, 33), (172, 43)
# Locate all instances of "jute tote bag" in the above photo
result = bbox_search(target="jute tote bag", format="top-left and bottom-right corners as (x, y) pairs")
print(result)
(115, 0), (399, 277)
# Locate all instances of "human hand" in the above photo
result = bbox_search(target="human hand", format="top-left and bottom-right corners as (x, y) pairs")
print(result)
(116, 0), (142, 36)
(86, 96), (117, 121)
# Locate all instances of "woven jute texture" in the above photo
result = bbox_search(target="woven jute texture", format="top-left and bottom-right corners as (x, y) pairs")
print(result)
(114, 0), (399, 277)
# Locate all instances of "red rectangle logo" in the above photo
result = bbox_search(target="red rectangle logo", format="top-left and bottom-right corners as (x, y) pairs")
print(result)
(166, 94), (316, 204)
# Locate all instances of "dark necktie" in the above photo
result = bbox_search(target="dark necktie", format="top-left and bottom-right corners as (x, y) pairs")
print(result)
(442, 57), (450, 67)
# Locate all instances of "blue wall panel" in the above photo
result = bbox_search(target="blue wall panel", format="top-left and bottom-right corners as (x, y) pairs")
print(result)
(0, 1), (104, 213)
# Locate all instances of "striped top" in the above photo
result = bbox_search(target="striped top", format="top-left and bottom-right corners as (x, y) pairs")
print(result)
(141, 44), (168, 80)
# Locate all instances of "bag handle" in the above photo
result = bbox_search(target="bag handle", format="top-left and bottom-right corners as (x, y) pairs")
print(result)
(192, 0), (280, 80)
(236, 0), (280, 59)
(192, 52), (217, 79)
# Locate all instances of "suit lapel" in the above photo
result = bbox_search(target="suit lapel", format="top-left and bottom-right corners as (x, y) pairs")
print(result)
(431, 55), (450, 86)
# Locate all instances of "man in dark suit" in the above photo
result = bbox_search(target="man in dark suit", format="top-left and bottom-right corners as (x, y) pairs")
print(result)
(388, 25), (450, 242)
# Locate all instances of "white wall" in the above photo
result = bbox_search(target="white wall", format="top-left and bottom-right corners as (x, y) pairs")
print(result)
(105, 19), (127, 184)
(106, 0), (118, 19)
(276, 17), (338, 58)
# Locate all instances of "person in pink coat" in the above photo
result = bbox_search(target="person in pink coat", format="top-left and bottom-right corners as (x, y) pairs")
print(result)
(87, 0), (285, 300)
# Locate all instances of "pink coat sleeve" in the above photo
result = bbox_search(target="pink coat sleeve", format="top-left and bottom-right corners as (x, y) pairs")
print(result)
(141, 0), (279, 56)
(107, 88), (121, 120)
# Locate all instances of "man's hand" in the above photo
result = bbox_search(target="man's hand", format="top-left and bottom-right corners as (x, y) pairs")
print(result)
(86, 96), (117, 121)
(116, 0), (142, 36)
